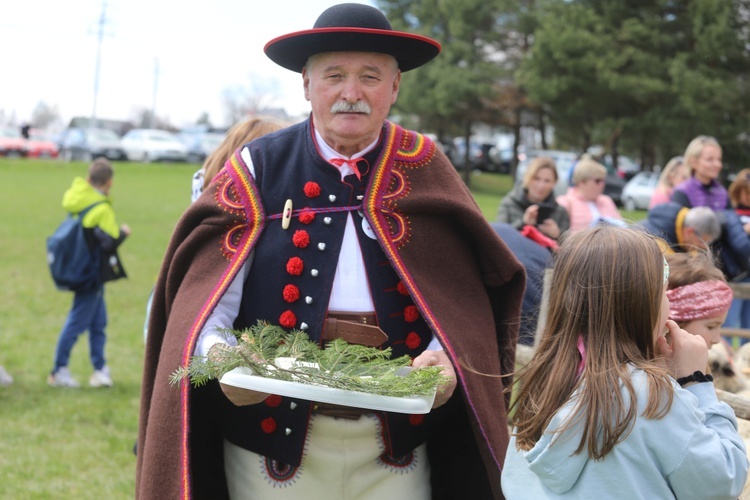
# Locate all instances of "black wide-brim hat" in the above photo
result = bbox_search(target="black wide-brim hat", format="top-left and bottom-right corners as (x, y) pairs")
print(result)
(264, 3), (441, 73)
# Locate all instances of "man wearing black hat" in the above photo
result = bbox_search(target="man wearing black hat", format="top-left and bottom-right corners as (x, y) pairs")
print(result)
(136, 4), (524, 499)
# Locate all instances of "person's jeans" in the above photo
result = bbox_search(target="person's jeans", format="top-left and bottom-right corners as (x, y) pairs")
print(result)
(53, 285), (107, 372)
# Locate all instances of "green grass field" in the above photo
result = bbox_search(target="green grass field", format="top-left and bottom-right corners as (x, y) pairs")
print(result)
(0, 158), (645, 498)
(0, 158), (195, 499)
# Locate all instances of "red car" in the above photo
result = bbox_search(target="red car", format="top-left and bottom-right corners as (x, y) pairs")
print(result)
(26, 128), (60, 158)
(0, 127), (27, 157)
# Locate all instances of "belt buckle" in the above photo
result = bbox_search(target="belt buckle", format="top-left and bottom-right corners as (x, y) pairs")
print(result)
(312, 402), (368, 420)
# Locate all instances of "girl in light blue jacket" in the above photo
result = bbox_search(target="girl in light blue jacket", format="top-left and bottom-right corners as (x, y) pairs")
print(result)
(502, 226), (748, 499)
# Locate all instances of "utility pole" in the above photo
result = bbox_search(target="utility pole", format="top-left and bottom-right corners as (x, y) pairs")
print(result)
(91, 0), (107, 129)
(150, 58), (159, 129)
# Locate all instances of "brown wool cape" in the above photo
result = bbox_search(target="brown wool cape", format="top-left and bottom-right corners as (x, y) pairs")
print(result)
(136, 121), (525, 499)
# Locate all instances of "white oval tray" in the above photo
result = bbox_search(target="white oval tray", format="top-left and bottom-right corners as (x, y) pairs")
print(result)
(220, 366), (435, 414)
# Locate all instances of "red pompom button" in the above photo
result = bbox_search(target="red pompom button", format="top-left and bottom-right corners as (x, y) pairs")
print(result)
(397, 281), (409, 296)
(409, 414), (425, 425)
(265, 395), (282, 408)
(299, 209), (315, 224)
(405, 332), (421, 349)
(304, 182), (321, 198)
(292, 230), (310, 248)
(279, 310), (297, 328)
(286, 257), (304, 276)
(283, 284), (300, 303)
(404, 305), (420, 323)
(261, 417), (277, 434)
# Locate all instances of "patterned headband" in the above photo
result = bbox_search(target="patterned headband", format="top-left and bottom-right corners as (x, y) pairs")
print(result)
(667, 279), (733, 322)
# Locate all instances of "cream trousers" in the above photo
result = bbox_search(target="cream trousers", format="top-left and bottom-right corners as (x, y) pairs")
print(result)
(224, 414), (430, 500)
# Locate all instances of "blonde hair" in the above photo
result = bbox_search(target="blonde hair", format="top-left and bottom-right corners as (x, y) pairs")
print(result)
(572, 157), (606, 185)
(202, 116), (288, 190)
(684, 135), (722, 176)
(522, 157), (558, 189)
(666, 250), (726, 290)
(728, 168), (750, 208)
(657, 156), (686, 191)
(511, 226), (674, 459)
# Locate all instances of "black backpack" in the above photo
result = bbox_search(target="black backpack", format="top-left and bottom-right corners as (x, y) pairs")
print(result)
(46, 202), (104, 292)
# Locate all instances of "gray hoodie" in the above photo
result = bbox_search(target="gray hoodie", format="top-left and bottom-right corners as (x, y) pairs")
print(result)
(502, 367), (748, 499)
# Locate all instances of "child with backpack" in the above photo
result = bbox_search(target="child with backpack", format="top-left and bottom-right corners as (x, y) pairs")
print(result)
(48, 158), (130, 388)
(502, 226), (748, 499)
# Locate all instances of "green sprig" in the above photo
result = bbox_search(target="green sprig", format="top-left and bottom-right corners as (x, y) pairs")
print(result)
(169, 320), (448, 398)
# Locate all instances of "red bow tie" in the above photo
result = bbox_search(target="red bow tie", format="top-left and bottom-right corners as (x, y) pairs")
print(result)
(329, 157), (369, 181)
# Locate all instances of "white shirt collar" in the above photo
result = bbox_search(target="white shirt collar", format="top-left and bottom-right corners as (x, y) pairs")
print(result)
(313, 127), (379, 162)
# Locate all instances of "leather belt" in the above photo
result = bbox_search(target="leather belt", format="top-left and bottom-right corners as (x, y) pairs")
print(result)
(321, 311), (388, 347)
(311, 402), (372, 420)
(313, 313), (388, 420)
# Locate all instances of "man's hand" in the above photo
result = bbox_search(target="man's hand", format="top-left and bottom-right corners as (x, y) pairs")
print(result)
(218, 382), (270, 406)
(412, 349), (457, 409)
(209, 342), (269, 406)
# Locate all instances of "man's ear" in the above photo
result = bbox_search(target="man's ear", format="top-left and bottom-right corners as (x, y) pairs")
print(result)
(391, 70), (401, 105)
(302, 67), (311, 102)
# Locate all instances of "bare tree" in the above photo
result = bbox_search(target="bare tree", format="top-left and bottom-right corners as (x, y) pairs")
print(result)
(31, 101), (62, 129)
(222, 72), (281, 124)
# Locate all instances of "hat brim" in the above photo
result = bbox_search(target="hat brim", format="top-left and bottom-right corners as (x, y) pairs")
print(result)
(264, 27), (441, 73)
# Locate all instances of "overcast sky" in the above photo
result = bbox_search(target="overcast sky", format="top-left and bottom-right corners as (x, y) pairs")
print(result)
(0, 0), (374, 129)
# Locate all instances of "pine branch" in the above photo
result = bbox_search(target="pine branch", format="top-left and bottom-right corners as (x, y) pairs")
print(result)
(169, 320), (448, 397)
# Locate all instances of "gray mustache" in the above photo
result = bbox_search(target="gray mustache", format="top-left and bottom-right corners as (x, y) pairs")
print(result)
(330, 101), (371, 114)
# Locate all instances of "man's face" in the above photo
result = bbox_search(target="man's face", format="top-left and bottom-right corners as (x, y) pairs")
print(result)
(303, 51), (401, 154)
(683, 227), (713, 250)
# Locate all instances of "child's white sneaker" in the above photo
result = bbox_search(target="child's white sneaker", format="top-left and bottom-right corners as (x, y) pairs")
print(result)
(0, 365), (12, 386)
(48, 367), (80, 388)
(89, 366), (113, 388)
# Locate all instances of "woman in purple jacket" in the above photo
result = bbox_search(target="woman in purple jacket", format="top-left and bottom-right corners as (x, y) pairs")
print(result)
(671, 135), (730, 210)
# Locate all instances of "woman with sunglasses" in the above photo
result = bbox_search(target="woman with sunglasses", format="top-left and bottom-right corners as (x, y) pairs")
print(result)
(556, 156), (624, 232)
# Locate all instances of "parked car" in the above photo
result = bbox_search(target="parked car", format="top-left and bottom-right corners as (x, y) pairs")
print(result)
(58, 127), (127, 161)
(26, 128), (59, 158)
(514, 149), (626, 205)
(488, 145), (513, 173)
(601, 154), (641, 181)
(0, 127), (28, 157)
(448, 138), (485, 170)
(180, 131), (225, 164)
(121, 128), (188, 163)
(620, 171), (659, 211)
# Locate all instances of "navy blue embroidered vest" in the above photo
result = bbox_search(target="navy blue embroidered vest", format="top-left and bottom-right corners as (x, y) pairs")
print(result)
(218, 120), (435, 466)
